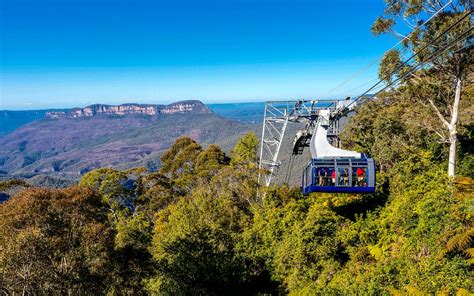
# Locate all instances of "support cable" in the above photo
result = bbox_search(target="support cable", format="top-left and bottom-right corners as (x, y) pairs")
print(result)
(323, 0), (453, 98)
(345, 10), (472, 110)
(352, 26), (472, 106)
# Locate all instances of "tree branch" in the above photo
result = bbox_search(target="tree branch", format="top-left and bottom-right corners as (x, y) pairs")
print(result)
(430, 126), (448, 142)
(427, 0), (441, 10)
(427, 98), (450, 128)
(402, 16), (417, 29)
(423, 3), (437, 14)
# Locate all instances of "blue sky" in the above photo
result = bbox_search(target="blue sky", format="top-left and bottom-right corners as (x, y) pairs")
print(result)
(0, 0), (394, 109)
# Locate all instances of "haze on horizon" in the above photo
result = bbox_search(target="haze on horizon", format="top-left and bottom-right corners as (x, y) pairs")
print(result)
(0, 0), (394, 110)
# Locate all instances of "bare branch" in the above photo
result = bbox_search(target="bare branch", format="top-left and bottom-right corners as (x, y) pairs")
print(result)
(423, 3), (438, 14)
(409, 72), (424, 82)
(434, 0), (445, 10)
(392, 31), (407, 39)
(427, 98), (450, 128)
(402, 16), (417, 29)
(434, 130), (448, 141)
(450, 1), (461, 12)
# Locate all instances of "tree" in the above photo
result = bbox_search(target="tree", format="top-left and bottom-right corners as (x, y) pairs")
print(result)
(147, 187), (255, 295)
(134, 172), (175, 213)
(372, 0), (473, 177)
(218, 132), (260, 205)
(160, 137), (202, 177)
(340, 93), (445, 173)
(0, 179), (29, 192)
(80, 168), (136, 220)
(230, 132), (259, 167)
(109, 211), (155, 295)
(194, 144), (229, 181)
(79, 168), (156, 294)
(0, 187), (115, 294)
(159, 137), (202, 192)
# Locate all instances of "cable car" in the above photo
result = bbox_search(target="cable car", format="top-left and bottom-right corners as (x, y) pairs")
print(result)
(297, 109), (376, 194)
(302, 157), (375, 194)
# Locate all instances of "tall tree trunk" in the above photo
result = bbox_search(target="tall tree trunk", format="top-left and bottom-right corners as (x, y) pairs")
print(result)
(448, 76), (461, 178)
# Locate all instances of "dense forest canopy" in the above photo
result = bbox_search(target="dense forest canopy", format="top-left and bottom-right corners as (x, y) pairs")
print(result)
(1, 120), (472, 294)
(1, 1), (473, 295)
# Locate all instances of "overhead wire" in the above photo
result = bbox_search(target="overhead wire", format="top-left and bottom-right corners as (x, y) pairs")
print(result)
(348, 24), (472, 109)
(345, 9), (472, 110)
(322, 0), (453, 99)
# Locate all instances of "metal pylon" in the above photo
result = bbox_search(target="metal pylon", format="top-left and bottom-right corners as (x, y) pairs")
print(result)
(258, 102), (289, 187)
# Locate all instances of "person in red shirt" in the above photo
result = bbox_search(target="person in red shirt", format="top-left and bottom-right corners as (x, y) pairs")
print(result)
(356, 167), (365, 186)
(331, 170), (336, 186)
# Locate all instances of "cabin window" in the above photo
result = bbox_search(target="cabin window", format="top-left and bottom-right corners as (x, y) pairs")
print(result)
(337, 167), (350, 186)
(305, 165), (312, 187)
(314, 166), (335, 186)
(311, 160), (371, 188)
(316, 167), (328, 186)
(352, 167), (367, 187)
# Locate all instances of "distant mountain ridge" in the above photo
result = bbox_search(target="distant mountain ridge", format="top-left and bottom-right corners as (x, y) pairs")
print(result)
(0, 101), (264, 137)
(45, 100), (212, 119)
(0, 100), (258, 186)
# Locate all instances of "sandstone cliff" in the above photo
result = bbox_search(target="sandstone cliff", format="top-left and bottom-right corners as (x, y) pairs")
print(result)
(46, 100), (211, 119)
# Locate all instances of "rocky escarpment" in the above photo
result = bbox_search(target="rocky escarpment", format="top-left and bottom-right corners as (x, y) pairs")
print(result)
(0, 105), (257, 184)
(46, 100), (212, 119)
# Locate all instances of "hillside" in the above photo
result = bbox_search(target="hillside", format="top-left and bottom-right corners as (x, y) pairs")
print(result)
(0, 110), (53, 137)
(0, 102), (265, 138)
(0, 100), (258, 183)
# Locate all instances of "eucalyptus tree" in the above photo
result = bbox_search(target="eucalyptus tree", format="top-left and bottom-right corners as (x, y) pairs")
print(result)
(372, 0), (472, 177)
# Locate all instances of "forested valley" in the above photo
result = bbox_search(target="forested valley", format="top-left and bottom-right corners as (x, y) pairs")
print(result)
(1, 81), (473, 294)
(1, 1), (473, 295)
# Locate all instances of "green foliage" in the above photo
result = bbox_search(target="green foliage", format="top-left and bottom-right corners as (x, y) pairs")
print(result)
(379, 49), (402, 83)
(371, 17), (395, 36)
(134, 172), (176, 213)
(159, 137), (202, 189)
(1, 121), (473, 294)
(80, 168), (135, 219)
(341, 94), (444, 173)
(0, 187), (115, 294)
(195, 144), (229, 180)
(230, 132), (259, 167)
(0, 179), (29, 191)
(147, 188), (252, 295)
(109, 211), (155, 295)
(115, 212), (153, 250)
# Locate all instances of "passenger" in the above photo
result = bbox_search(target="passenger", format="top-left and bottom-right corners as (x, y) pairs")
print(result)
(318, 168), (327, 186)
(331, 170), (336, 186)
(356, 167), (365, 186)
(343, 168), (349, 186)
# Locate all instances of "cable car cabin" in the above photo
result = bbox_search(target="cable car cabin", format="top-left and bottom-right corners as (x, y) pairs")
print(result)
(302, 157), (375, 194)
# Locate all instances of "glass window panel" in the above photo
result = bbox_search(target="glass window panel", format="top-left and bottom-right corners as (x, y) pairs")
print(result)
(316, 167), (330, 186)
(337, 167), (349, 186)
(307, 166), (312, 186)
(353, 167), (367, 187)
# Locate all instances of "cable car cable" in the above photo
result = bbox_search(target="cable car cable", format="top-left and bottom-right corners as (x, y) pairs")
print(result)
(323, 0), (453, 98)
(345, 10), (472, 110)
(352, 26), (472, 106)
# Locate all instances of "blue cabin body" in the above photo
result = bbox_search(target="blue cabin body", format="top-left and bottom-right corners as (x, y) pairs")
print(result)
(302, 157), (376, 195)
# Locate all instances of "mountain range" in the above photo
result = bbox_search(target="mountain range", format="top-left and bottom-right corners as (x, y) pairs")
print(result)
(0, 102), (265, 137)
(0, 100), (259, 185)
